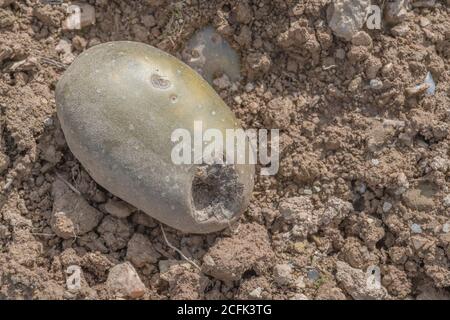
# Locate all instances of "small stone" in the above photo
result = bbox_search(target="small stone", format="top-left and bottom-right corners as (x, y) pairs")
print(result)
(141, 14), (156, 28)
(81, 252), (114, 278)
(88, 37), (101, 48)
(55, 38), (75, 65)
(246, 52), (271, 79)
(106, 262), (146, 298)
(0, 7), (15, 28)
(0, 224), (10, 239)
(442, 195), (450, 207)
(429, 156), (448, 172)
(411, 235), (428, 250)
(371, 159), (380, 166)
(97, 216), (133, 251)
(32, 6), (60, 27)
(265, 96), (294, 128)
(233, 96), (243, 105)
(212, 74), (231, 90)
(384, 0), (409, 24)
(335, 48), (346, 60)
(365, 56), (382, 79)
(348, 76), (362, 92)
(419, 17), (431, 27)
(158, 260), (201, 299)
(92, 189), (106, 203)
(104, 199), (135, 218)
(273, 264), (293, 286)
(351, 31), (372, 47)
(244, 82), (254, 92)
(35, 175), (45, 187)
(381, 63), (394, 77)
(357, 183), (367, 194)
(62, 3), (95, 30)
(72, 36), (87, 51)
(382, 202), (392, 213)
(327, 0), (371, 41)
(295, 276), (306, 289)
(391, 23), (409, 37)
(279, 196), (318, 238)
(394, 172), (409, 195)
(202, 223), (274, 281)
(403, 187), (435, 211)
(370, 79), (383, 90)
(50, 180), (103, 239)
(442, 223), (449, 233)
(0, 45), (13, 65)
(249, 287), (262, 299)
(336, 261), (390, 299)
(43, 117), (54, 127)
(131, 211), (157, 228)
(424, 72), (436, 96)
(0, 152), (9, 174)
(233, 2), (253, 24)
(410, 223), (422, 234)
(132, 24), (149, 42)
(307, 269), (320, 281)
(126, 233), (161, 268)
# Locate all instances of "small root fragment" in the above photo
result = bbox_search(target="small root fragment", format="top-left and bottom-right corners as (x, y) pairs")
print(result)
(160, 224), (201, 271)
(55, 172), (82, 196)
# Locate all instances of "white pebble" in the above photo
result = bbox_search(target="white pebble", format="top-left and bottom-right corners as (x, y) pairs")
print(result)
(233, 96), (243, 104)
(443, 195), (450, 207)
(382, 202), (392, 212)
(249, 287), (262, 299)
(443, 223), (450, 233)
(245, 82), (254, 92)
(369, 79), (383, 90)
(273, 264), (293, 286)
(411, 223), (422, 234)
(357, 183), (367, 194)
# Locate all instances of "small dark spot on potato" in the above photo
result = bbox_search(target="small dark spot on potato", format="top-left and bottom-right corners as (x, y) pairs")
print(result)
(150, 73), (171, 89)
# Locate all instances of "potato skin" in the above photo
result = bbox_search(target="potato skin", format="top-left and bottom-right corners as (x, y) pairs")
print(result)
(56, 41), (254, 233)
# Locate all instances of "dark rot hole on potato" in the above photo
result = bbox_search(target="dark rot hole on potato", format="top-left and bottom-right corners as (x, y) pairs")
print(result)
(192, 163), (244, 222)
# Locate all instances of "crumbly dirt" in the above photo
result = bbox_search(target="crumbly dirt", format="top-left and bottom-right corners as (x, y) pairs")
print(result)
(0, 0), (450, 300)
